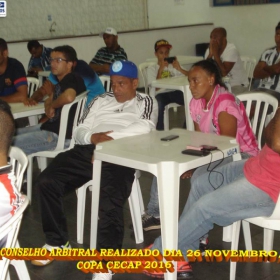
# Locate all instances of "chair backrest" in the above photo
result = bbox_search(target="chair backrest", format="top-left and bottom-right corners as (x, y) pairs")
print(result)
(240, 56), (257, 91)
(0, 197), (29, 280)
(69, 94), (88, 149)
(237, 92), (278, 149)
(99, 75), (111, 92)
(138, 62), (156, 94)
(8, 147), (28, 192)
(27, 77), (40, 98)
(54, 90), (89, 151)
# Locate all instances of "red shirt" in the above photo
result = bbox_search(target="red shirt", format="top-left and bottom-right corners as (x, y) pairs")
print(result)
(244, 144), (280, 203)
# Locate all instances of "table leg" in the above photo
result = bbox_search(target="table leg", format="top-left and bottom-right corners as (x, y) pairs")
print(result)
(157, 162), (180, 280)
(90, 159), (102, 249)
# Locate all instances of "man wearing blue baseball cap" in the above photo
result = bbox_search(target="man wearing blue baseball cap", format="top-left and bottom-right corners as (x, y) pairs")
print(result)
(31, 60), (157, 280)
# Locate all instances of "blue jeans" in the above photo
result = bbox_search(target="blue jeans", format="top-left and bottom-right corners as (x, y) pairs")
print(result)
(152, 159), (275, 260)
(12, 124), (70, 156)
(156, 90), (184, 130)
(146, 153), (251, 218)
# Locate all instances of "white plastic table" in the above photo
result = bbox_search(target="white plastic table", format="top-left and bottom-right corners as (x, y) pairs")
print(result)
(10, 102), (44, 125)
(150, 76), (193, 131)
(90, 128), (241, 280)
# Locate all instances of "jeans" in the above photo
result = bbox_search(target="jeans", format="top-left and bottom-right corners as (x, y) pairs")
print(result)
(152, 159), (275, 260)
(156, 90), (184, 130)
(146, 153), (250, 218)
(12, 124), (70, 156)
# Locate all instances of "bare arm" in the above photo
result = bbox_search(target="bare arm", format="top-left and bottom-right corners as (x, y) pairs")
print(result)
(264, 108), (280, 154)
(0, 85), (28, 103)
(253, 61), (280, 79)
(89, 63), (110, 74)
(194, 122), (201, 132)
(218, 111), (237, 137)
(44, 88), (76, 119)
(172, 59), (189, 76)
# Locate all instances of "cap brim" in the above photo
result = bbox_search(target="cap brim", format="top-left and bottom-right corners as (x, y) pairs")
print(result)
(155, 44), (172, 51)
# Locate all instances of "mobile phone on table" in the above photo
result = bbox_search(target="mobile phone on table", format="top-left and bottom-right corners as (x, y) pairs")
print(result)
(161, 135), (179, 141)
(201, 145), (217, 151)
(182, 149), (210, 157)
(164, 57), (176, 64)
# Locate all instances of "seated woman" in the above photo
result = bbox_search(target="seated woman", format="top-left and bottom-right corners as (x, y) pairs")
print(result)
(142, 59), (259, 236)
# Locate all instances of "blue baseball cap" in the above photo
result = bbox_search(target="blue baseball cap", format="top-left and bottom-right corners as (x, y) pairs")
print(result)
(109, 60), (138, 79)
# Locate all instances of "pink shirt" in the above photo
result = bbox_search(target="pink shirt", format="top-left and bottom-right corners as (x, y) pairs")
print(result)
(189, 85), (259, 156)
(244, 145), (280, 203)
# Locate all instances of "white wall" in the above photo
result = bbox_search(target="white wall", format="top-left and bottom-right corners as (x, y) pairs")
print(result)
(7, 24), (213, 87)
(148, 0), (279, 60)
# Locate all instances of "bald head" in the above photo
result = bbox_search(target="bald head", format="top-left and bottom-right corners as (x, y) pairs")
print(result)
(212, 27), (227, 38)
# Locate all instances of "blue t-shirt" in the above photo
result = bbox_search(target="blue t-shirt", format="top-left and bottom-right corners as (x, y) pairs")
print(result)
(48, 60), (105, 106)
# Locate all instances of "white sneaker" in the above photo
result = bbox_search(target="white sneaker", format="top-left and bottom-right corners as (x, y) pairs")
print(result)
(31, 241), (71, 266)
(92, 270), (114, 280)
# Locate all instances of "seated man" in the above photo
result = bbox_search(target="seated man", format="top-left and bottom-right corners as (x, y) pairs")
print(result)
(146, 107), (280, 279)
(27, 40), (52, 77)
(89, 27), (127, 75)
(147, 39), (188, 130)
(0, 38), (28, 103)
(0, 100), (25, 248)
(25, 59), (105, 107)
(30, 61), (157, 280)
(205, 27), (248, 94)
(12, 45), (86, 155)
(253, 22), (280, 104)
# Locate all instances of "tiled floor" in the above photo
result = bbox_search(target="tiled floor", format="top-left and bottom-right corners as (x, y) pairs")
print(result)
(11, 106), (280, 280)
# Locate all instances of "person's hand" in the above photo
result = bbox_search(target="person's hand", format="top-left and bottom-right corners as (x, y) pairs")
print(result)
(42, 80), (54, 96)
(44, 99), (55, 119)
(210, 39), (219, 57)
(172, 58), (181, 71)
(24, 98), (38, 106)
(181, 169), (195, 179)
(271, 62), (280, 75)
(90, 131), (113, 145)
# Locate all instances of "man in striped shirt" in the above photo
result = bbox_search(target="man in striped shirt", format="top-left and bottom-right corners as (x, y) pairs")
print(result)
(0, 38), (28, 103)
(89, 27), (127, 75)
(254, 22), (280, 102)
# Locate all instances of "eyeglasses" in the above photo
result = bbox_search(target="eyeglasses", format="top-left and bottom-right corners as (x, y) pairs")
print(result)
(49, 57), (68, 63)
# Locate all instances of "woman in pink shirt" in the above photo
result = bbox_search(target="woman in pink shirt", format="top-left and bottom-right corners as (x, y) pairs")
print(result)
(182, 59), (259, 179)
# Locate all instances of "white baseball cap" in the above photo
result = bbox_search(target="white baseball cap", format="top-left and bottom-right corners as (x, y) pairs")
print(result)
(99, 27), (117, 37)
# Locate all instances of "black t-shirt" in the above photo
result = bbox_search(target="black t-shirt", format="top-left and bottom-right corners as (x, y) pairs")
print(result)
(41, 72), (86, 139)
(0, 58), (27, 96)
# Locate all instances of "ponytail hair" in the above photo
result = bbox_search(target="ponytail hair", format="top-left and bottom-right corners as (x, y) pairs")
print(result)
(191, 59), (227, 89)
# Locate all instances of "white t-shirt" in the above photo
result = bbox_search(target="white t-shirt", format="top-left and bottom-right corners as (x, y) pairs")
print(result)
(146, 64), (185, 94)
(205, 43), (248, 87)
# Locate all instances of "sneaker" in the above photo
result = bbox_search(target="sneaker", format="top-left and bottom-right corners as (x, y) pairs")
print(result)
(31, 241), (71, 266)
(92, 270), (114, 280)
(143, 260), (193, 279)
(142, 213), (161, 231)
(199, 237), (209, 256)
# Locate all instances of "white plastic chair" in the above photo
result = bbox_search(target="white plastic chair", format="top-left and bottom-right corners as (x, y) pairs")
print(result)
(138, 61), (182, 130)
(76, 170), (144, 244)
(229, 193), (280, 280)
(8, 147), (28, 192)
(99, 75), (111, 92)
(138, 62), (156, 94)
(237, 92), (278, 149)
(240, 56), (257, 91)
(222, 92), (278, 242)
(27, 77), (39, 98)
(0, 197), (30, 280)
(26, 91), (89, 203)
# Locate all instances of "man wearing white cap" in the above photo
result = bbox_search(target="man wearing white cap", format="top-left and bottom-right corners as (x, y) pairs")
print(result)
(89, 27), (127, 75)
